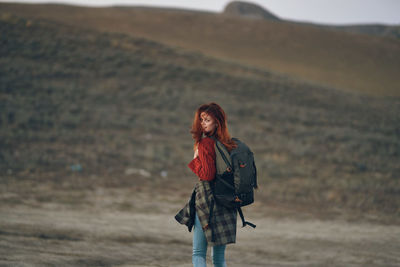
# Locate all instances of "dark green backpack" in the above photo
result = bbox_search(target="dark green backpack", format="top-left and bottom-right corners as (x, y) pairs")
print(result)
(210, 136), (258, 228)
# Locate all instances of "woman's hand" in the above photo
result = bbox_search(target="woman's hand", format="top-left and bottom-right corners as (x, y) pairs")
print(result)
(193, 148), (199, 159)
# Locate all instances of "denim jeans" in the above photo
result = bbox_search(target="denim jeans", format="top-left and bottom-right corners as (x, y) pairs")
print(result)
(192, 214), (227, 267)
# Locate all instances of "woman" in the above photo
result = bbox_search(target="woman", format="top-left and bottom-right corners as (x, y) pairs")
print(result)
(175, 102), (237, 267)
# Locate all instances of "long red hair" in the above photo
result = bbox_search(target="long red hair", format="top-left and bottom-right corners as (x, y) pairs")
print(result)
(191, 102), (237, 152)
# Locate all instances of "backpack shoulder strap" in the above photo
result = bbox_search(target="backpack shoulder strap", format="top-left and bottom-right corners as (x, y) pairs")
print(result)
(210, 136), (232, 169)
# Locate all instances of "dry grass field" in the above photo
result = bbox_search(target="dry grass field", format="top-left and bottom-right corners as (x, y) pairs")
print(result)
(1, 2), (400, 266)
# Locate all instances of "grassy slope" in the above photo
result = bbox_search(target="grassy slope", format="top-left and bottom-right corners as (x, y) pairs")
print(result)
(1, 3), (400, 97)
(1, 13), (399, 220)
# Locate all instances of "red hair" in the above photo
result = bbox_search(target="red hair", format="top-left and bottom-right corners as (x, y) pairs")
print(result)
(190, 102), (237, 152)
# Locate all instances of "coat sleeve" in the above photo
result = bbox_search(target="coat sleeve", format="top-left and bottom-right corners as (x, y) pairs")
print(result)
(188, 138), (216, 181)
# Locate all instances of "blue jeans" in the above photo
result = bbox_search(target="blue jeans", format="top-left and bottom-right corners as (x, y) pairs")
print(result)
(192, 214), (227, 267)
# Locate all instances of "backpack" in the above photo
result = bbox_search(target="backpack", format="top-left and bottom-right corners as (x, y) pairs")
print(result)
(210, 136), (258, 228)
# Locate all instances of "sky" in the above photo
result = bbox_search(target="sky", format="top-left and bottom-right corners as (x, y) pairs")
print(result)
(2, 0), (400, 25)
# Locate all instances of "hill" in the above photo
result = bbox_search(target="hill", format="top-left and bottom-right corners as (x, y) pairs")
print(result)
(223, 1), (400, 39)
(1, 2), (399, 97)
(223, 1), (280, 20)
(326, 24), (400, 39)
(1, 12), (399, 221)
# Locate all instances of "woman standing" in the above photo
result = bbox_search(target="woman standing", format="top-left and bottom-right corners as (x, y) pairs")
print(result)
(175, 102), (237, 267)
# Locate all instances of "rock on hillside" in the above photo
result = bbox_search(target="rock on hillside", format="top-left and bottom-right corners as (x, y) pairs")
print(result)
(223, 1), (280, 20)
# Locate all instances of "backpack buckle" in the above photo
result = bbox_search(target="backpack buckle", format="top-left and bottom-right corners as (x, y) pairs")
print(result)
(234, 196), (243, 203)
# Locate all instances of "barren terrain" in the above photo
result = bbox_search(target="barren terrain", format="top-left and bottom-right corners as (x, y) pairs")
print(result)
(1, 183), (399, 267)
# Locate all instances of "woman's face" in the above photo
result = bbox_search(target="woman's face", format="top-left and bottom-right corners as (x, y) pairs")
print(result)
(200, 112), (217, 134)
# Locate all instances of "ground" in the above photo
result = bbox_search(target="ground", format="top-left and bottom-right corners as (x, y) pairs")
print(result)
(1, 185), (399, 267)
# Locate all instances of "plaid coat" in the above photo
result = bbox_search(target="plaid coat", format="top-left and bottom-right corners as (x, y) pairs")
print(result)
(175, 180), (237, 246)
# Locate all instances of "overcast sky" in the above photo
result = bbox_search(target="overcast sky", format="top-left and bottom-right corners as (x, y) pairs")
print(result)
(2, 0), (400, 25)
